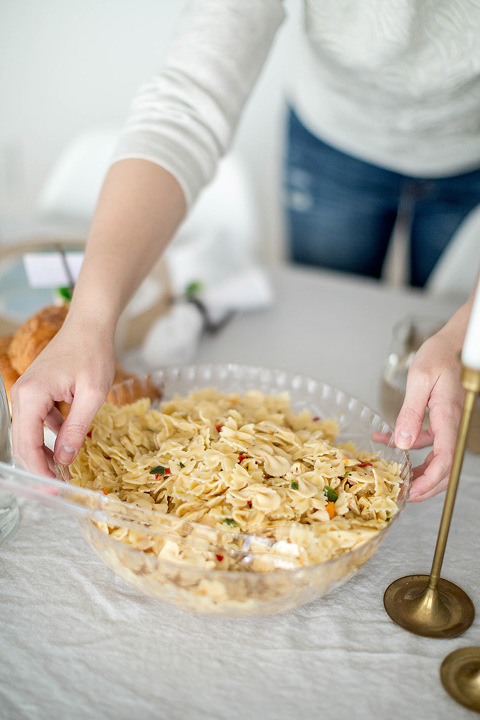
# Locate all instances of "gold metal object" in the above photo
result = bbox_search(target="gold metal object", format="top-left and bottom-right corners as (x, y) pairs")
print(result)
(441, 647), (480, 714)
(384, 364), (479, 638)
(383, 575), (474, 638)
(463, 365), (480, 393)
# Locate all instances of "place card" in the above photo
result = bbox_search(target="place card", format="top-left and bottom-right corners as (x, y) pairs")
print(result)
(23, 251), (84, 288)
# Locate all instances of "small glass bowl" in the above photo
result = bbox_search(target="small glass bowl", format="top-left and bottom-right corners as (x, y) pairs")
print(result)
(60, 363), (412, 616)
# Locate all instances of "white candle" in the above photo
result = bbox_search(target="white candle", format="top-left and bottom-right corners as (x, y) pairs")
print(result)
(462, 277), (480, 370)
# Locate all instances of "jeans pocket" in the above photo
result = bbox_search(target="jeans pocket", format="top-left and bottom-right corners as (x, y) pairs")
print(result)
(284, 167), (314, 212)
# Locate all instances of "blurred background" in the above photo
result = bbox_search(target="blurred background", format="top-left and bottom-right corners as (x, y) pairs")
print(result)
(0, 0), (303, 264)
(1, 0), (478, 298)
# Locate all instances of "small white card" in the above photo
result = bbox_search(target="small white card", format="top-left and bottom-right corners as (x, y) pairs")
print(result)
(23, 251), (84, 288)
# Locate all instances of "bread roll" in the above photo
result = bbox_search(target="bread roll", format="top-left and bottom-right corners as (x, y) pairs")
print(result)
(8, 305), (69, 375)
(0, 336), (19, 403)
(2, 304), (136, 416)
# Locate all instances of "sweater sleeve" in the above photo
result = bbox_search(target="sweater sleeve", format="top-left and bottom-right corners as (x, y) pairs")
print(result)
(111, 0), (286, 207)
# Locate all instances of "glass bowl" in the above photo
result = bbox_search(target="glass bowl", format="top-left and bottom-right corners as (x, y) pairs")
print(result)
(60, 363), (412, 616)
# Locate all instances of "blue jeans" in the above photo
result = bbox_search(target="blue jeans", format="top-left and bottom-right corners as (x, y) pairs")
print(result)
(284, 108), (480, 287)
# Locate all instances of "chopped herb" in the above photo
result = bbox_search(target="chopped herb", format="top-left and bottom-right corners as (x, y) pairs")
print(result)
(291, 479), (299, 490)
(150, 465), (167, 475)
(343, 470), (350, 479)
(223, 518), (238, 527)
(324, 486), (338, 503)
(179, 462), (185, 469)
(57, 286), (73, 301)
(185, 280), (203, 297)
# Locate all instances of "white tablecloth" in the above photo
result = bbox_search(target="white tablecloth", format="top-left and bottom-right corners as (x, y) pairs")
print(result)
(1, 266), (479, 720)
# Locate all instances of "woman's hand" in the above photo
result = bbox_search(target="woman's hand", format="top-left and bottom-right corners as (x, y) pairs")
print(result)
(11, 315), (115, 477)
(375, 301), (473, 502)
(392, 328), (465, 501)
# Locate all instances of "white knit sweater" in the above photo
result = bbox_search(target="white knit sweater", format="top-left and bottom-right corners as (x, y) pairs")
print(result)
(113, 0), (480, 206)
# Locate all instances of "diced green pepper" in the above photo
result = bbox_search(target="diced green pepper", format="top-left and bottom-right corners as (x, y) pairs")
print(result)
(223, 518), (238, 527)
(324, 486), (338, 502)
(149, 465), (166, 475)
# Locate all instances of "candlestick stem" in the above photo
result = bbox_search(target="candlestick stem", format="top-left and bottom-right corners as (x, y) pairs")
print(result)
(429, 382), (477, 589)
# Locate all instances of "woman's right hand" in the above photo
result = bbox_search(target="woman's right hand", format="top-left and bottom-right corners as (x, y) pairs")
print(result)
(10, 314), (116, 478)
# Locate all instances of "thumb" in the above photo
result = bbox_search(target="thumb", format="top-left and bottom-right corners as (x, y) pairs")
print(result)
(394, 377), (429, 450)
(54, 388), (106, 465)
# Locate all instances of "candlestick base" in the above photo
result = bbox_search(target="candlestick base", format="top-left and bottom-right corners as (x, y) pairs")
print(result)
(383, 574), (475, 639)
(441, 647), (480, 713)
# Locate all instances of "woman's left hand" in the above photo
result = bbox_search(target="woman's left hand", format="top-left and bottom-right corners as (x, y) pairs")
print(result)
(374, 302), (472, 502)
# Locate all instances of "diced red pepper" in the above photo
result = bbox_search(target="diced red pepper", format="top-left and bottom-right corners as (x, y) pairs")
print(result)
(216, 554), (224, 562)
(312, 416), (320, 421)
(86, 431), (92, 438)
(215, 424), (223, 432)
(358, 462), (372, 468)
(238, 454), (246, 462)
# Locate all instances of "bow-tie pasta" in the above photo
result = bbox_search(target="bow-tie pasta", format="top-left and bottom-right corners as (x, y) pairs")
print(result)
(70, 388), (403, 573)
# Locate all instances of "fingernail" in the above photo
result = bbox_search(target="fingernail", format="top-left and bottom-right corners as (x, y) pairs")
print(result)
(57, 445), (76, 465)
(396, 430), (413, 448)
(409, 492), (419, 501)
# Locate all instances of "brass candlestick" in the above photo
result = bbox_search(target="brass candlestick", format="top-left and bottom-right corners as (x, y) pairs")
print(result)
(384, 364), (480, 639)
(441, 647), (480, 713)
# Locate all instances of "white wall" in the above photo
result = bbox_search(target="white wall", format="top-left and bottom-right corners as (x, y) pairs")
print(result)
(0, 0), (301, 261)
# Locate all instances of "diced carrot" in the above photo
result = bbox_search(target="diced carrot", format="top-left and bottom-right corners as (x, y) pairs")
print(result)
(326, 501), (335, 520)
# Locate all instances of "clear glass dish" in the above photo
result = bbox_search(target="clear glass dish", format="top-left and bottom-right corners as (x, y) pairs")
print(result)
(59, 363), (412, 616)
